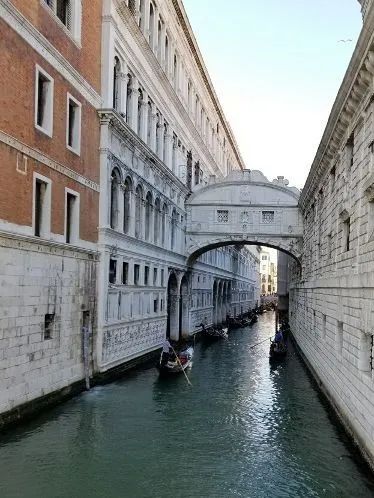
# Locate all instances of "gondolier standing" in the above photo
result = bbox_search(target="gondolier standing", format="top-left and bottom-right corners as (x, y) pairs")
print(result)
(161, 339), (172, 366)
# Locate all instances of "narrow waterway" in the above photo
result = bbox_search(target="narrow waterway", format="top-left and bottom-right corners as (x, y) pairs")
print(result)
(0, 313), (374, 498)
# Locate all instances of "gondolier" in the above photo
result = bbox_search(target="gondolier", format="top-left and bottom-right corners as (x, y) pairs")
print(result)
(161, 339), (172, 366)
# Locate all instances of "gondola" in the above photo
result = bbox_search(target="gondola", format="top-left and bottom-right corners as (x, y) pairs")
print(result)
(269, 340), (287, 361)
(158, 346), (194, 375)
(201, 324), (228, 340)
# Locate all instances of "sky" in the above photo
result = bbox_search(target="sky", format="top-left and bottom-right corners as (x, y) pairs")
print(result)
(183, 0), (362, 189)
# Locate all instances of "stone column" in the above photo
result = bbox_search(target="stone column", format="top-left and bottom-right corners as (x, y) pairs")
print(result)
(169, 295), (180, 341)
(119, 69), (128, 117)
(156, 115), (164, 160)
(129, 76), (139, 132)
(164, 130), (173, 169)
(150, 103), (157, 153)
(142, 0), (150, 36)
(101, 20), (115, 108)
(152, 5), (159, 54)
(140, 90), (149, 142)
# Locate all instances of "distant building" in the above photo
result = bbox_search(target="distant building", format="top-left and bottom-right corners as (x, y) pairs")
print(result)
(260, 249), (277, 295)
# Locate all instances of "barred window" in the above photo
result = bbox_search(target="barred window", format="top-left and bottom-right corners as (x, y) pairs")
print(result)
(217, 210), (229, 223)
(262, 211), (274, 224)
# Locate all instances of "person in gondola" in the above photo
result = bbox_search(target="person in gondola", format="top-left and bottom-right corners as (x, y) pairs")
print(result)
(161, 339), (172, 366)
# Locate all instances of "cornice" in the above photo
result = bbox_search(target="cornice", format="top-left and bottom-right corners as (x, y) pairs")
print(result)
(0, 0), (102, 108)
(114, 2), (239, 176)
(299, 3), (374, 210)
(170, 0), (245, 171)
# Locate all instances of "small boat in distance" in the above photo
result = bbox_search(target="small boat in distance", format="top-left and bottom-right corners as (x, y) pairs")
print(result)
(158, 346), (194, 375)
(200, 323), (228, 340)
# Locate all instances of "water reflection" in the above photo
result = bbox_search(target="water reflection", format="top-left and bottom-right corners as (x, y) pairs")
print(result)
(0, 313), (373, 498)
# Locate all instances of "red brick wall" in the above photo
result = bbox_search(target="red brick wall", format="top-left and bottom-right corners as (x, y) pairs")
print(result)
(9, 0), (102, 93)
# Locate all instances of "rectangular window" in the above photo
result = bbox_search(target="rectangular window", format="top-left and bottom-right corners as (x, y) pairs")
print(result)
(154, 298), (159, 313)
(346, 134), (354, 172)
(134, 264), (140, 285)
(368, 200), (374, 242)
(262, 211), (275, 224)
(337, 321), (343, 354)
(43, 0), (81, 41)
(217, 210), (229, 223)
(144, 266), (150, 286)
(65, 190), (79, 243)
(153, 268), (158, 286)
(343, 218), (351, 252)
(322, 314), (326, 340)
(358, 332), (373, 374)
(327, 233), (332, 259)
(161, 269), (165, 286)
(34, 175), (51, 238)
(44, 313), (55, 340)
(35, 66), (54, 136)
(109, 259), (117, 284)
(330, 166), (336, 192)
(122, 262), (129, 285)
(66, 94), (81, 154)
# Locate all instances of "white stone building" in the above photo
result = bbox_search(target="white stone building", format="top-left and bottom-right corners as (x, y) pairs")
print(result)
(97, 0), (259, 373)
(260, 249), (277, 296)
(290, 0), (374, 467)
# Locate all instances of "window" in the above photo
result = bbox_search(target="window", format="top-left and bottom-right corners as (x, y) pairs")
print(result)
(262, 211), (275, 224)
(261, 256), (267, 260)
(34, 174), (51, 238)
(153, 268), (158, 286)
(161, 269), (165, 286)
(109, 259), (117, 284)
(343, 217), (351, 252)
(134, 264), (140, 285)
(330, 166), (336, 192)
(337, 321), (343, 354)
(35, 66), (54, 136)
(327, 233), (332, 259)
(44, 313), (55, 340)
(110, 169), (121, 230)
(217, 210), (229, 223)
(43, 0), (81, 41)
(346, 134), (354, 171)
(122, 262), (128, 285)
(144, 266), (150, 285)
(322, 314), (327, 339)
(65, 190), (79, 243)
(66, 94), (81, 154)
(154, 298), (159, 313)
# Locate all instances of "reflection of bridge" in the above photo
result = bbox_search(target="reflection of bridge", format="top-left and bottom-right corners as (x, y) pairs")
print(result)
(185, 170), (303, 263)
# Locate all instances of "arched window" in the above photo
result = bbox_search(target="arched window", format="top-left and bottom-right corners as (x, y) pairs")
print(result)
(173, 54), (177, 88)
(194, 162), (200, 186)
(149, 3), (154, 46)
(163, 122), (168, 162)
(165, 35), (169, 72)
(110, 168), (121, 229)
(187, 81), (192, 111)
(113, 57), (121, 111)
(135, 184), (143, 239)
(147, 101), (152, 145)
(123, 177), (132, 234)
(162, 203), (168, 246)
(157, 19), (162, 61)
(138, 0), (144, 29)
(137, 88), (143, 136)
(154, 197), (160, 244)
(171, 208), (177, 250)
(126, 74), (132, 125)
(145, 191), (152, 241)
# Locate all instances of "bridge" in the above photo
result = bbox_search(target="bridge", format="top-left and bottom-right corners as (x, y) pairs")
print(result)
(185, 170), (303, 262)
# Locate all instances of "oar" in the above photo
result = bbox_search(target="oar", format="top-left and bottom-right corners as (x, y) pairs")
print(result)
(170, 345), (193, 387)
(248, 336), (274, 350)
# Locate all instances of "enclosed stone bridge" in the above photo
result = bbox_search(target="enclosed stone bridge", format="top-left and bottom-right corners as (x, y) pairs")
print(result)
(185, 170), (303, 262)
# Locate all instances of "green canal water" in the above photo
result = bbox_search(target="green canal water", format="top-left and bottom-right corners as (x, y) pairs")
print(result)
(0, 313), (374, 498)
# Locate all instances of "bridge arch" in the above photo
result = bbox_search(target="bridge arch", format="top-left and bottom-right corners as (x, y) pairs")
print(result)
(185, 170), (303, 265)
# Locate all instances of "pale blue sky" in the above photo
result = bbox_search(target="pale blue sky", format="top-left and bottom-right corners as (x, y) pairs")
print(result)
(183, 0), (362, 188)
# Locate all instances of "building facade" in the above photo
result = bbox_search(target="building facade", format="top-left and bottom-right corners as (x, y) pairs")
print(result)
(260, 249), (277, 296)
(290, 0), (374, 466)
(0, 0), (101, 416)
(97, 0), (259, 373)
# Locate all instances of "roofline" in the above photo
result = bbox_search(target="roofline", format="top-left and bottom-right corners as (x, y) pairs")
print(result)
(172, 0), (246, 171)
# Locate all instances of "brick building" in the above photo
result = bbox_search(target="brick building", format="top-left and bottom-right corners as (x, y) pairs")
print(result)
(0, 0), (101, 418)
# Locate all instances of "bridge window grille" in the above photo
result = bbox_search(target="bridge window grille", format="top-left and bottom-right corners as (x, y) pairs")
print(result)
(217, 210), (229, 223)
(262, 211), (274, 224)
(240, 211), (249, 223)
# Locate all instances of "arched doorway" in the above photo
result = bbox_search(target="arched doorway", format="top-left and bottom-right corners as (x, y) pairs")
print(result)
(167, 272), (179, 340)
(179, 275), (189, 339)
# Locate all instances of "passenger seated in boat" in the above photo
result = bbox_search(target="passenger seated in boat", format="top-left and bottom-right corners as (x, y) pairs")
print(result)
(161, 339), (172, 366)
(274, 330), (284, 347)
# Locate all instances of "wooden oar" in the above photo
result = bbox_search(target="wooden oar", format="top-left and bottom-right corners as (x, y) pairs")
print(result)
(170, 345), (193, 387)
(248, 336), (274, 349)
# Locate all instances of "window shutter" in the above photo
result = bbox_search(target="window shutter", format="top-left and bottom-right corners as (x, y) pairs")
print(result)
(65, 0), (72, 31)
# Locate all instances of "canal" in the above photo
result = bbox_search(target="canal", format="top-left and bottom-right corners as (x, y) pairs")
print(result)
(0, 313), (374, 498)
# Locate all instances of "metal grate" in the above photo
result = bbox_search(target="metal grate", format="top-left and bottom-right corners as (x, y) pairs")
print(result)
(217, 210), (229, 223)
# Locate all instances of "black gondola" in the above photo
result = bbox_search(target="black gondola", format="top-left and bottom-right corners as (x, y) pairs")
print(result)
(158, 346), (194, 375)
(269, 340), (287, 361)
(201, 323), (228, 340)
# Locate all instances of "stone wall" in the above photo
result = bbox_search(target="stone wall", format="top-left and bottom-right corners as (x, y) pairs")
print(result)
(0, 232), (97, 415)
